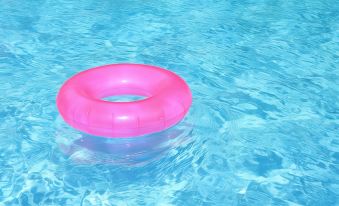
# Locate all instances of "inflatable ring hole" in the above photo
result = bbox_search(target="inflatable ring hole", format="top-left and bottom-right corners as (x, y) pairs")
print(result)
(102, 94), (148, 102)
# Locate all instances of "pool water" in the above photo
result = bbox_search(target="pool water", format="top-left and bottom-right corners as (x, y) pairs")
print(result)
(0, 0), (338, 205)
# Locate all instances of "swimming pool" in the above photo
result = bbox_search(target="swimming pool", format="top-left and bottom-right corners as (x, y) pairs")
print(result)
(0, 0), (338, 205)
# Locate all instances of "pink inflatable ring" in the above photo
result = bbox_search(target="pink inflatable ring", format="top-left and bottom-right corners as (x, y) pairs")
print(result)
(56, 64), (192, 138)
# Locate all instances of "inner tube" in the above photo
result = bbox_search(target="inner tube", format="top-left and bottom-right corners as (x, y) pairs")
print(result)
(56, 64), (192, 138)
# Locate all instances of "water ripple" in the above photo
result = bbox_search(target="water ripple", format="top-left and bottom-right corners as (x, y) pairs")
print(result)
(1, 0), (338, 205)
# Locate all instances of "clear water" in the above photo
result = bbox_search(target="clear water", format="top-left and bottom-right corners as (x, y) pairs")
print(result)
(102, 95), (148, 102)
(0, 0), (338, 205)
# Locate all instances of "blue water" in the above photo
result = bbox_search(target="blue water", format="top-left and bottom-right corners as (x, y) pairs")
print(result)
(0, 0), (338, 205)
